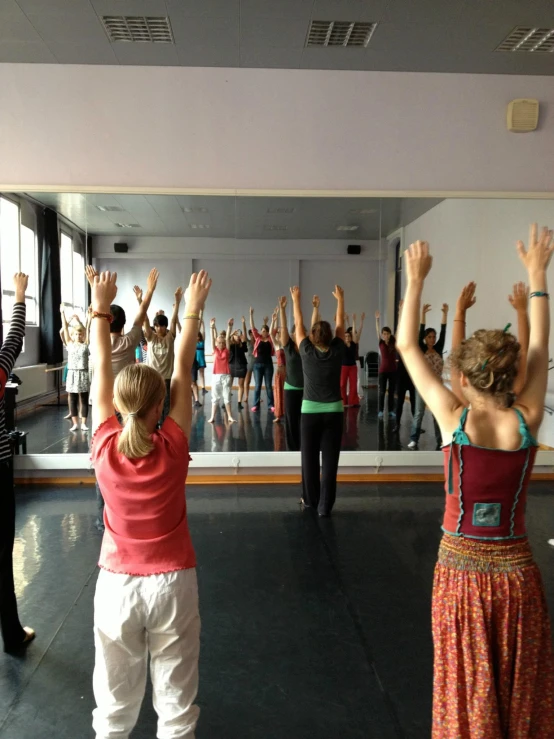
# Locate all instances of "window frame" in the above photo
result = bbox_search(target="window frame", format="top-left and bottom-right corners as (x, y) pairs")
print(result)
(59, 229), (86, 320)
(0, 194), (39, 327)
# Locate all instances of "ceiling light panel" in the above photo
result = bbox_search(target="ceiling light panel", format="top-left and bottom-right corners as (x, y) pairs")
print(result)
(496, 27), (554, 52)
(183, 207), (209, 214)
(348, 208), (376, 215)
(306, 20), (377, 48)
(190, 224), (210, 230)
(263, 225), (288, 232)
(102, 16), (174, 43)
(115, 222), (141, 228)
(96, 205), (123, 212)
(337, 225), (359, 232)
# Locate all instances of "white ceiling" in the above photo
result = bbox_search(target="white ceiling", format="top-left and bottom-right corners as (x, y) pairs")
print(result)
(1, 0), (554, 73)
(21, 192), (442, 239)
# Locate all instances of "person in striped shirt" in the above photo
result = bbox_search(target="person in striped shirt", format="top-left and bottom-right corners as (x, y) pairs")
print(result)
(0, 272), (35, 652)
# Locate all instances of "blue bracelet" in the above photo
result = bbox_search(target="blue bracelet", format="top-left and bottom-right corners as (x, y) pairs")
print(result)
(530, 291), (549, 299)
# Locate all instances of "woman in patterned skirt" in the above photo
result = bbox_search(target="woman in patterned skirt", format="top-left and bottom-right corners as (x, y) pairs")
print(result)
(61, 306), (90, 432)
(397, 227), (554, 738)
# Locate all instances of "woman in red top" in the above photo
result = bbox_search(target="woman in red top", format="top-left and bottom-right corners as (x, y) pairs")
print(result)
(208, 317), (235, 424)
(397, 228), (554, 738)
(90, 268), (212, 739)
(375, 311), (397, 418)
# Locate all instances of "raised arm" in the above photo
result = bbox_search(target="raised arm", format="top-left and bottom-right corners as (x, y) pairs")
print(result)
(513, 225), (554, 432)
(249, 306), (256, 333)
(226, 319), (233, 350)
(396, 242), (462, 435)
(135, 285), (154, 342)
(508, 282), (530, 396)
(270, 308), (281, 348)
(375, 311), (381, 343)
(90, 272), (118, 432)
(132, 269), (159, 329)
(290, 287), (306, 343)
(0, 274), (27, 380)
(451, 282), (476, 404)
(210, 318), (217, 352)
(435, 304), (449, 354)
(334, 285), (345, 340)
(169, 270), (212, 439)
(199, 309), (205, 340)
(60, 305), (72, 346)
(85, 305), (93, 344)
(355, 312), (365, 343)
(241, 315), (247, 344)
(419, 303), (431, 350)
(311, 295), (320, 329)
(278, 297), (289, 346)
(170, 287), (183, 337)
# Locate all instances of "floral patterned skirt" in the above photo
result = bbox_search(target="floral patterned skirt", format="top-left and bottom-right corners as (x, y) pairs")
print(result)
(432, 535), (554, 738)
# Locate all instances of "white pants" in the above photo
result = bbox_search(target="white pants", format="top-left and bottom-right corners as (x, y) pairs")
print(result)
(212, 373), (231, 404)
(93, 568), (200, 739)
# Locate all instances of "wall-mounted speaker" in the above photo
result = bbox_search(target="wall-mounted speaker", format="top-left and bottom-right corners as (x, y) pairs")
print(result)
(347, 244), (361, 255)
(114, 243), (128, 253)
(507, 99), (539, 133)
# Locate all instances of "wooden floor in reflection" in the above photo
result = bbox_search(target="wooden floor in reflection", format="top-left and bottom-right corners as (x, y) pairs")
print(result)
(16, 388), (439, 455)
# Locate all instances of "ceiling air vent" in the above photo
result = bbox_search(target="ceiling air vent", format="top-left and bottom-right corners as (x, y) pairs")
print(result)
(337, 225), (359, 232)
(102, 16), (174, 43)
(189, 224), (210, 230)
(306, 20), (377, 48)
(263, 225), (288, 232)
(96, 205), (123, 212)
(115, 222), (141, 228)
(183, 207), (209, 214)
(496, 27), (554, 52)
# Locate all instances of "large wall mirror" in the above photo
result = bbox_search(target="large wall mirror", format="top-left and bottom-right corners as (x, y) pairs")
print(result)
(2, 191), (554, 468)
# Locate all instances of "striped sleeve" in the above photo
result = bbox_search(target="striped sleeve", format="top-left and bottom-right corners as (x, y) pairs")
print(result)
(0, 302), (26, 378)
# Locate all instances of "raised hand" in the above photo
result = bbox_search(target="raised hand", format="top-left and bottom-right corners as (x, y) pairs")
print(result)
(60, 303), (65, 314)
(332, 285), (344, 300)
(442, 303), (449, 314)
(241, 315), (246, 322)
(133, 285), (143, 302)
(361, 312), (366, 321)
(228, 318), (234, 326)
(13, 273), (28, 303)
(312, 295), (320, 308)
(263, 316), (269, 326)
(210, 318), (216, 328)
(406, 241), (433, 285)
(517, 224), (554, 274)
(456, 282), (477, 313)
(85, 265), (98, 288)
(92, 272), (118, 312)
(290, 286), (301, 301)
(375, 310), (380, 319)
(278, 296), (287, 309)
(146, 268), (159, 293)
(174, 286), (183, 303)
(183, 270), (212, 313)
(422, 303), (432, 316)
(508, 282), (529, 312)
(352, 312), (357, 322)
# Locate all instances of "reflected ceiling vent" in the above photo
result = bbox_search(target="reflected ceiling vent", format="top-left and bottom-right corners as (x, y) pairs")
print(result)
(337, 225), (359, 232)
(96, 205), (123, 212)
(183, 207), (209, 214)
(190, 224), (210, 230)
(102, 16), (174, 43)
(496, 27), (554, 52)
(115, 222), (141, 228)
(264, 225), (288, 232)
(306, 20), (377, 47)
(267, 207), (295, 214)
(348, 208), (377, 215)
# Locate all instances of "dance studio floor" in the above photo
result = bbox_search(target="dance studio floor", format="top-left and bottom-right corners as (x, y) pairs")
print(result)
(1, 482), (553, 738)
(16, 388), (438, 454)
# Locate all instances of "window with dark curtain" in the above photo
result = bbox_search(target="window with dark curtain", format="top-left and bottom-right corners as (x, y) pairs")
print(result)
(38, 208), (63, 364)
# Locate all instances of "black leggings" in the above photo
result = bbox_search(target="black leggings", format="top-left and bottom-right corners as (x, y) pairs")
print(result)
(69, 392), (89, 419)
(301, 412), (343, 515)
(284, 388), (303, 451)
(395, 372), (416, 425)
(378, 372), (397, 413)
(0, 458), (25, 650)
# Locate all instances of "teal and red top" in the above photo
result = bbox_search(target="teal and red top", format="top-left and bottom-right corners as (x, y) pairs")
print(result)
(442, 407), (537, 541)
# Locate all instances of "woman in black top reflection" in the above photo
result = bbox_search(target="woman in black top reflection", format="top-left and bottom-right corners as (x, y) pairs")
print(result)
(291, 284), (346, 517)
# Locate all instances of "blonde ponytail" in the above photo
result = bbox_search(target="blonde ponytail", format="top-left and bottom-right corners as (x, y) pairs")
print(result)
(114, 364), (166, 459)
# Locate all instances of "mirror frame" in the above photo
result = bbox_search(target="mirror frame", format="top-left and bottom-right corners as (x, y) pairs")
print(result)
(6, 186), (554, 480)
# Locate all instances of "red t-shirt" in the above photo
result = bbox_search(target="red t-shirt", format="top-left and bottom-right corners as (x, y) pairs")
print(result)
(379, 340), (397, 374)
(90, 415), (195, 576)
(213, 347), (230, 375)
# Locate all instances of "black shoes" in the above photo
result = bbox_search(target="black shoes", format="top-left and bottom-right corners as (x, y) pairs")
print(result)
(238, 402), (243, 411)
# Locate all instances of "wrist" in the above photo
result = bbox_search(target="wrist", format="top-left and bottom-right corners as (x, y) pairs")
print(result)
(14, 293), (25, 303)
(92, 302), (111, 313)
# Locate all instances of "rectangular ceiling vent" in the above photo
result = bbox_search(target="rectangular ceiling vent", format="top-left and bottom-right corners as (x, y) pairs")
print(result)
(337, 225), (359, 232)
(263, 225), (288, 232)
(190, 224), (210, 230)
(115, 222), (141, 228)
(306, 20), (377, 48)
(96, 205), (123, 212)
(496, 27), (554, 52)
(102, 16), (174, 43)
(183, 207), (209, 214)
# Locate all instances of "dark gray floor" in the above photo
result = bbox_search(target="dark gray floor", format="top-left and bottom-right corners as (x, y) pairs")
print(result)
(1, 482), (553, 738)
(16, 388), (438, 454)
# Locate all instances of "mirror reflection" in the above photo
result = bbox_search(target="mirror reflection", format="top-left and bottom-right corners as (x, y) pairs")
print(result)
(2, 193), (553, 455)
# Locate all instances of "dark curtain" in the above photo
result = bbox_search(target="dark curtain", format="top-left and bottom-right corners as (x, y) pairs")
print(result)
(38, 208), (63, 364)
